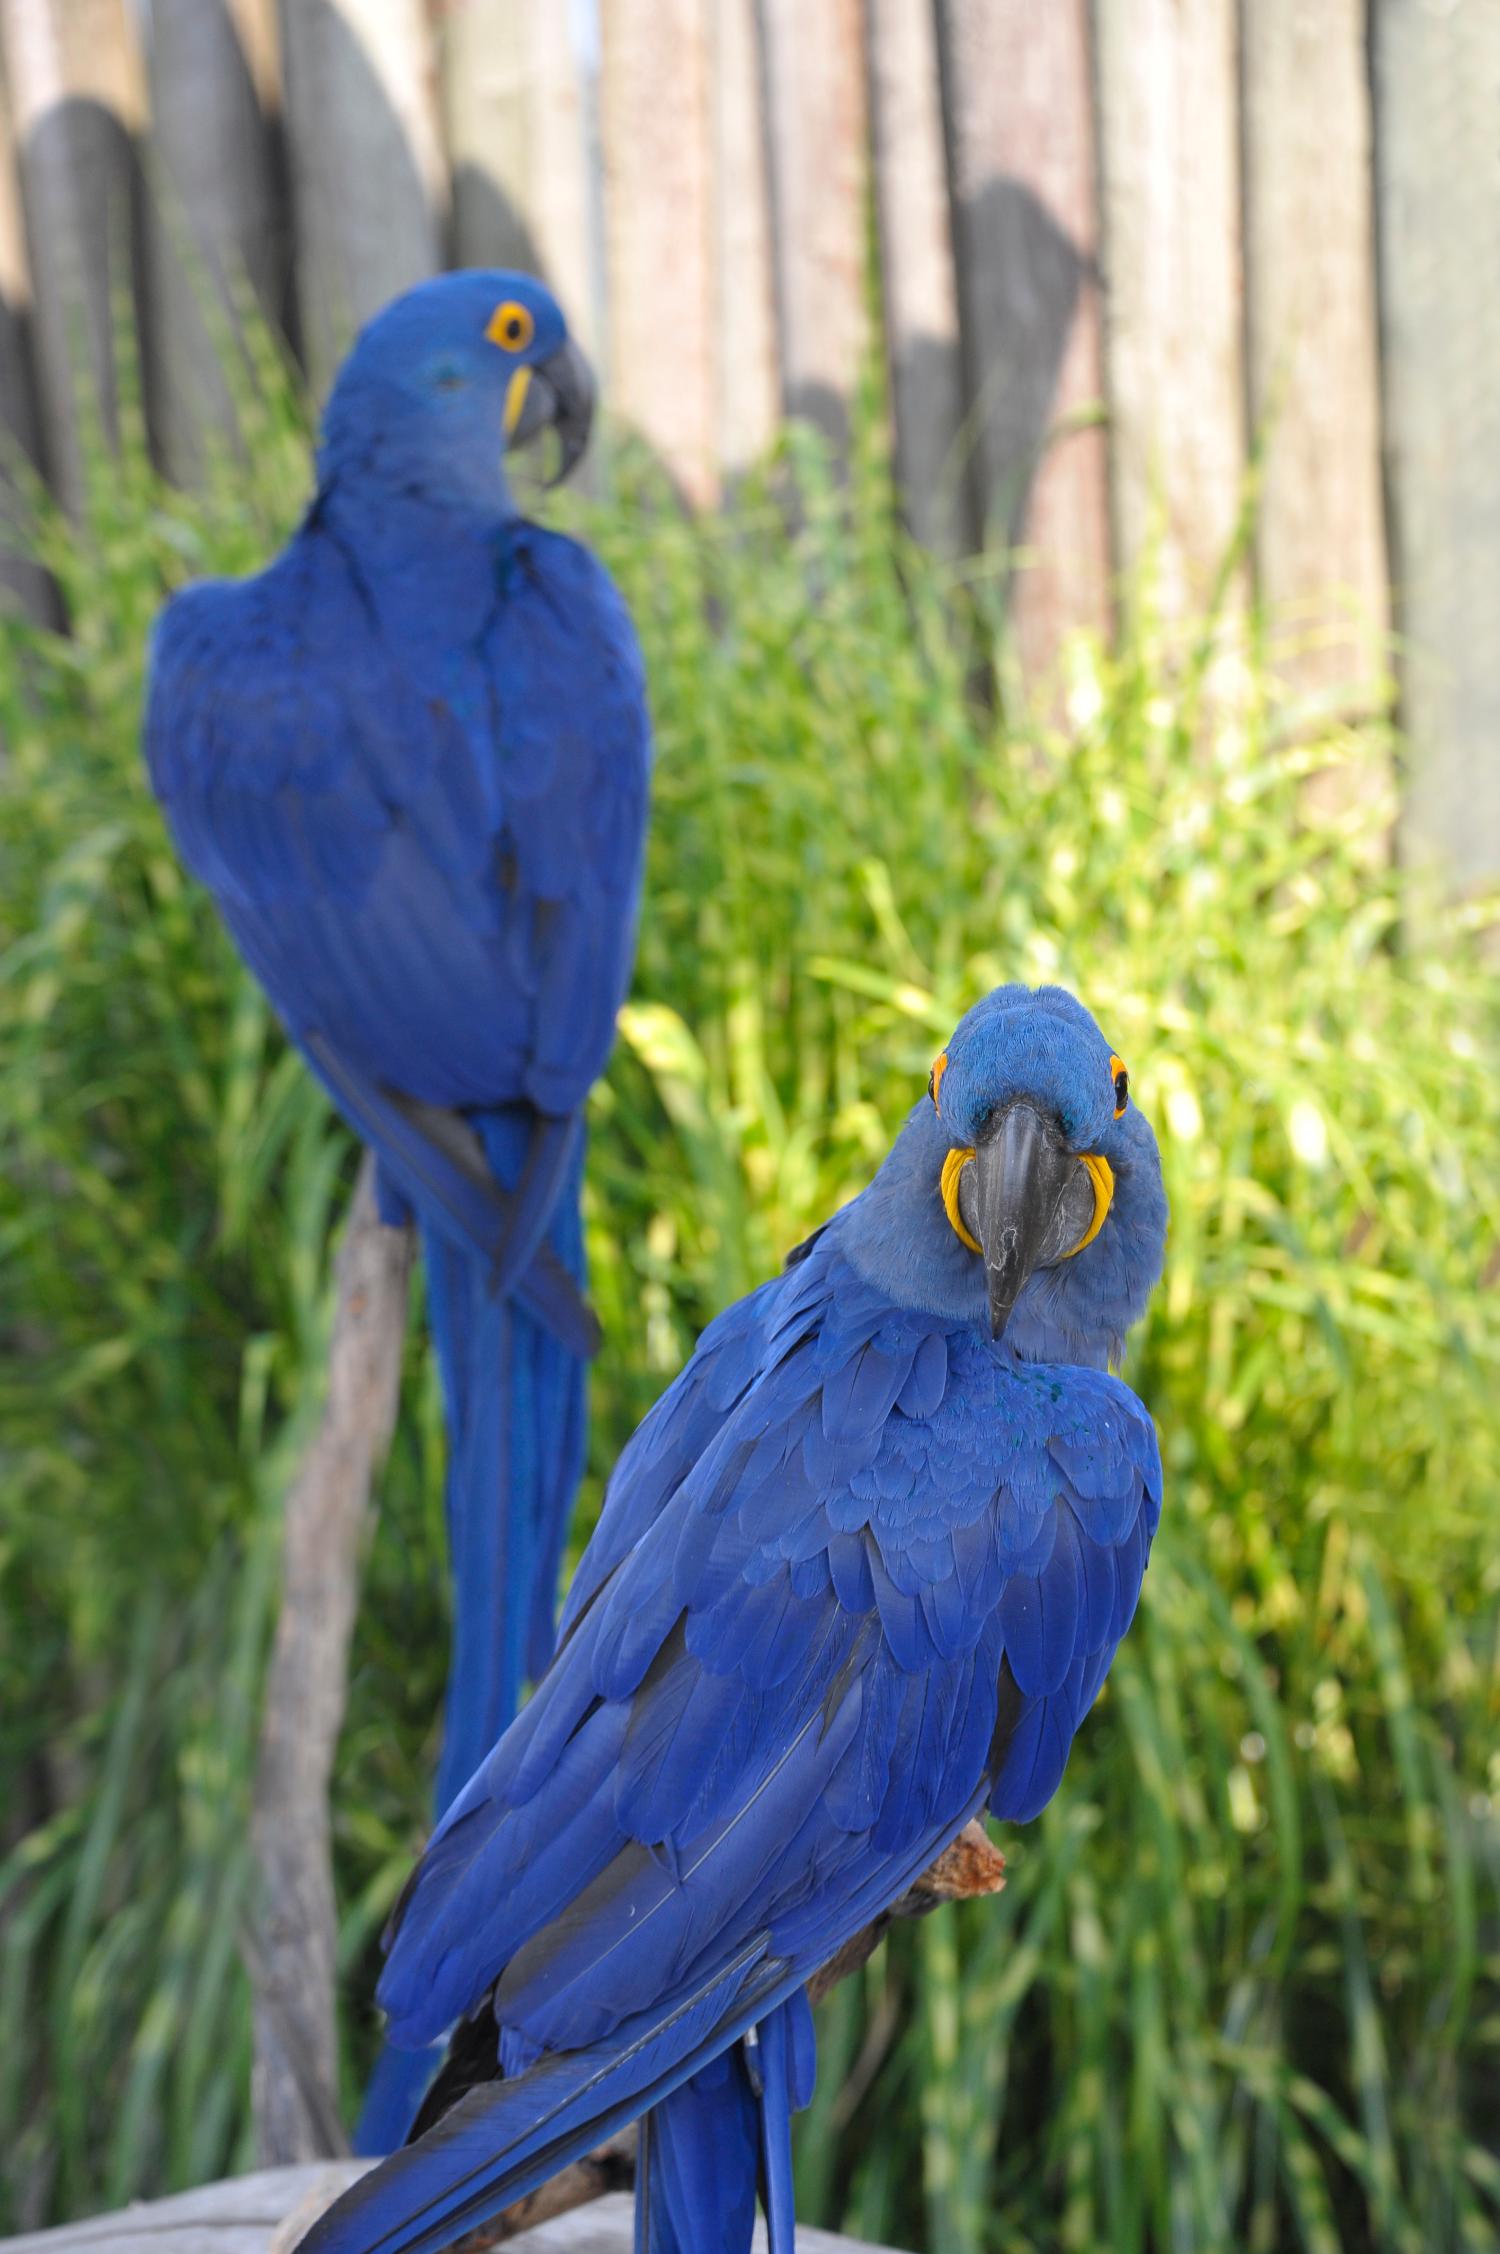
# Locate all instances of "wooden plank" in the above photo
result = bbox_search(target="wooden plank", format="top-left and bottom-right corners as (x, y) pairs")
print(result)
(278, 0), (445, 395)
(438, 1), (601, 362)
(940, 0), (1110, 671)
(0, 0), (146, 514)
(1094, 0), (1245, 620)
(0, 2173), (908, 2253)
(710, 0), (777, 474)
(758, 0), (868, 441)
(1374, 0), (1500, 891)
(0, 59), (54, 618)
(598, 0), (716, 502)
(866, 0), (968, 553)
(141, 0), (285, 483)
(1242, 0), (1388, 708)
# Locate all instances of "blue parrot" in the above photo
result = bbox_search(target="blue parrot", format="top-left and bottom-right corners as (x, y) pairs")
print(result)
(297, 984), (1169, 2254)
(142, 272), (651, 2144)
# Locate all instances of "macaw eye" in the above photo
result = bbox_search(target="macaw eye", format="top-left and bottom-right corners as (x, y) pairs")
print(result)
(929, 1052), (948, 1113)
(486, 300), (535, 354)
(1110, 1053), (1130, 1118)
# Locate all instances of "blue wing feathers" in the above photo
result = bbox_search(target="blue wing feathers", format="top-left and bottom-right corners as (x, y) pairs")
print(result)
(147, 521), (650, 1117)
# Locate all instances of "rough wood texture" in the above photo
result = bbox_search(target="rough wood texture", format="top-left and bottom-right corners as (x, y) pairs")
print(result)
(759, 0), (868, 441)
(278, 0), (444, 393)
(438, 1), (600, 362)
(0, 2174), (904, 2252)
(599, 0), (715, 502)
(1095, 0), (1246, 619)
(142, 0), (285, 483)
(710, 0), (777, 474)
(1374, 0), (1500, 892)
(0, 0), (145, 513)
(0, 62), (53, 620)
(251, 1156), (414, 2166)
(866, 0), (967, 553)
(941, 0), (1110, 675)
(1242, 0), (1388, 707)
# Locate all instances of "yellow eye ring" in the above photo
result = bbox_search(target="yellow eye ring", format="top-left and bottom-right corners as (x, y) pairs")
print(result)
(1110, 1052), (1130, 1119)
(486, 300), (535, 354)
(928, 1052), (948, 1113)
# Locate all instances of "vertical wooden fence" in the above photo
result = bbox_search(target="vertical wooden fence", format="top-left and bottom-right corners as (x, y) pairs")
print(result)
(0, 0), (1495, 882)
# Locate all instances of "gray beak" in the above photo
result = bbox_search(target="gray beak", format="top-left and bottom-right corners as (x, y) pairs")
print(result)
(959, 1103), (1087, 1341)
(506, 336), (596, 485)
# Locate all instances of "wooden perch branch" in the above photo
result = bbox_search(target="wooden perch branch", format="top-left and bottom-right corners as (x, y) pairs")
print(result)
(807, 1818), (1007, 2005)
(251, 1153), (415, 2167)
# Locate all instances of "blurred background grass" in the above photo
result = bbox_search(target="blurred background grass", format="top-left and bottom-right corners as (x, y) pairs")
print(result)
(1, 346), (1498, 2254)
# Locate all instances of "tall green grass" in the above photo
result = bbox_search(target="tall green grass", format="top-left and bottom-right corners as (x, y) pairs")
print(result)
(1, 362), (1497, 2250)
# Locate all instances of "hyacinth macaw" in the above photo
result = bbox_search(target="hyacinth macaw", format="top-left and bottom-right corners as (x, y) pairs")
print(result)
(298, 983), (1168, 2254)
(143, 272), (651, 2143)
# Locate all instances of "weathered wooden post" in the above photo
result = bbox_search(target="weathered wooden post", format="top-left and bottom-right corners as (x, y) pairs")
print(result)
(599, 0), (717, 503)
(1094, 0), (1246, 625)
(0, 0), (145, 516)
(141, 0), (286, 485)
(1241, 0), (1388, 717)
(1373, 0), (1500, 895)
(759, 0), (868, 443)
(708, 0), (777, 478)
(940, 0), (1111, 677)
(0, 66), (53, 620)
(866, 0), (968, 556)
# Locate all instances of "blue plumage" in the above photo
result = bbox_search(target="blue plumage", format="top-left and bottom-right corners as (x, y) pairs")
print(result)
(141, 272), (652, 2144)
(299, 985), (1169, 2253)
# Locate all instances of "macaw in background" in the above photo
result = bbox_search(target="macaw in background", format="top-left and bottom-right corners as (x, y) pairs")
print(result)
(299, 984), (1169, 2254)
(143, 272), (652, 2146)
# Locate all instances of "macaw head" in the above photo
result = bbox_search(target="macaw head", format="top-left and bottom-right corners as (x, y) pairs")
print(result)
(924, 984), (1166, 1357)
(835, 983), (1167, 1367)
(317, 269), (595, 507)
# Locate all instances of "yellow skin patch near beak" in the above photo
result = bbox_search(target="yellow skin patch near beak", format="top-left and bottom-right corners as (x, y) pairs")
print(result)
(503, 365), (533, 439)
(940, 1148), (980, 1252)
(1071, 1153), (1115, 1252)
(939, 1147), (1115, 1262)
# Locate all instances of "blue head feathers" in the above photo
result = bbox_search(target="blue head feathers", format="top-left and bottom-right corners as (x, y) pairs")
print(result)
(841, 984), (1167, 1369)
(317, 269), (594, 512)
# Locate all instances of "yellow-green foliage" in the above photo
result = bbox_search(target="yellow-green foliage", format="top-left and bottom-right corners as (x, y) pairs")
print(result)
(0, 382), (1496, 2251)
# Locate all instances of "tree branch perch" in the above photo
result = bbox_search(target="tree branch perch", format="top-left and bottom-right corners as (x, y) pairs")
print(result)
(252, 1153), (415, 2166)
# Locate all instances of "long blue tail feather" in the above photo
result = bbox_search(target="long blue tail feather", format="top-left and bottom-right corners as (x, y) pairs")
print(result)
(634, 2048), (758, 2254)
(753, 1996), (814, 2254)
(356, 1118), (591, 2155)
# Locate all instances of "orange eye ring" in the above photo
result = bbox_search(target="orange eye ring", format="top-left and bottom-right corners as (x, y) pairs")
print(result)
(928, 1052), (948, 1113)
(1109, 1052), (1130, 1119)
(486, 299), (535, 354)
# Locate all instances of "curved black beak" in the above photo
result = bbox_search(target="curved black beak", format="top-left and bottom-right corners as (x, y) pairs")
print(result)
(963, 1103), (1081, 1341)
(505, 336), (596, 485)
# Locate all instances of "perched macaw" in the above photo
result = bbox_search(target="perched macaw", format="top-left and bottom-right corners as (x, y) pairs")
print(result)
(143, 272), (651, 2144)
(298, 984), (1169, 2254)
